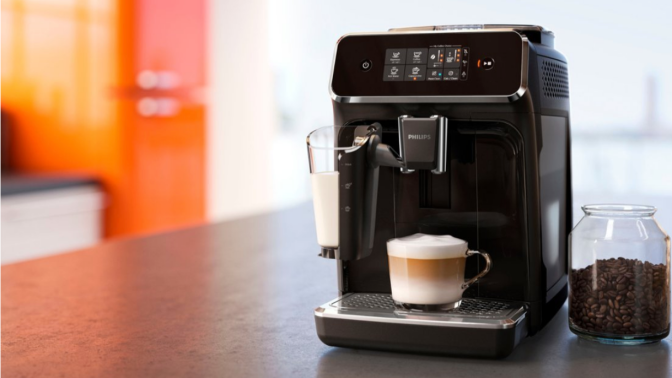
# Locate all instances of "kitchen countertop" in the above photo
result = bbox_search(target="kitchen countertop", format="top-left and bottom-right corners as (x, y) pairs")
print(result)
(2, 203), (670, 377)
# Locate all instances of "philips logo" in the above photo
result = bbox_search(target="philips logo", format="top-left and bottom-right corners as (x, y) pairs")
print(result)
(408, 134), (431, 140)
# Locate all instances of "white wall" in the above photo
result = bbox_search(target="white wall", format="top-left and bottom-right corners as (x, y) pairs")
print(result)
(207, 0), (277, 221)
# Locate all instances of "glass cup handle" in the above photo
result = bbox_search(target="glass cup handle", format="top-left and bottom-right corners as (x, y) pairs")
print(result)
(461, 250), (492, 290)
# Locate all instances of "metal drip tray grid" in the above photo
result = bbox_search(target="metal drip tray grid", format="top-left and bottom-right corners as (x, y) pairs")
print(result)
(337, 293), (513, 316)
(316, 293), (526, 329)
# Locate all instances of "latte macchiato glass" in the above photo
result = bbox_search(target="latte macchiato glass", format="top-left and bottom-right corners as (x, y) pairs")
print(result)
(387, 234), (492, 311)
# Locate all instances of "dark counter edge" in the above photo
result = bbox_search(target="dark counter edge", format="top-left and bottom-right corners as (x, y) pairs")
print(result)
(2, 174), (100, 196)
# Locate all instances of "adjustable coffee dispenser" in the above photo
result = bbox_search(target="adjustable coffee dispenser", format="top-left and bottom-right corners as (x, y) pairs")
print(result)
(310, 25), (572, 358)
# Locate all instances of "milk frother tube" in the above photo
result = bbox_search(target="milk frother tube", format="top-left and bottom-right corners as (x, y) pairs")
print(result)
(334, 126), (375, 260)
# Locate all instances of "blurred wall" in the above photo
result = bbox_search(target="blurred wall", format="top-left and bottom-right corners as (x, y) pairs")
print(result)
(207, 0), (277, 221)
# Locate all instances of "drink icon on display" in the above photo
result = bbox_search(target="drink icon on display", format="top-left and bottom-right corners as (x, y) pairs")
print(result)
(391, 67), (399, 75)
(392, 52), (401, 58)
(414, 51), (422, 58)
(449, 71), (454, 76)
(412, 67), (420, 74)
(431, 70), (437, 75)
(430, 54), (436, 60)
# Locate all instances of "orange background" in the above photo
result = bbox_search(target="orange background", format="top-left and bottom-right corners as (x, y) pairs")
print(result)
(2, 0), (207, 237)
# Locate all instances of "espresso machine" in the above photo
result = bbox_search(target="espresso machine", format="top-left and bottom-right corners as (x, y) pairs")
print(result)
(310, 25), (572, 358)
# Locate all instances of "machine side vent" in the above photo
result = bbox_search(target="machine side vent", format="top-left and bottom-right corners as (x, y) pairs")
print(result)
(540, 59), (569, 99)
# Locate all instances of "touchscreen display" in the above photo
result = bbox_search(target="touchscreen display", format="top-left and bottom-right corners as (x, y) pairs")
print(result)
(382, 46), (470, 82)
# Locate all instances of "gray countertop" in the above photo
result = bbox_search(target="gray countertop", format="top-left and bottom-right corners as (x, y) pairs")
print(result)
(2, 203), (670, 377)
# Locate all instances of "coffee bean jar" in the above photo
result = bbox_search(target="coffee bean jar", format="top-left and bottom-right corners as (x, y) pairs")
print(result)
(569, 205), (670, 345)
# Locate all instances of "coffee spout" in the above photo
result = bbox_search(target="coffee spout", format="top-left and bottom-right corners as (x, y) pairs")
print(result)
(397, 115), (449, 174)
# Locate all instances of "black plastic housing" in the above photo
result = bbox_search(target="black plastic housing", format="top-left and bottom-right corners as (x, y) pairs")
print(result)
(317, 26), (572, 356)
(315, 314), (527, 358)
(398, 117), (442, 171)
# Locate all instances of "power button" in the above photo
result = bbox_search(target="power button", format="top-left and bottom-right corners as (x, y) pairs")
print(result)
(360, 59), (372, 72)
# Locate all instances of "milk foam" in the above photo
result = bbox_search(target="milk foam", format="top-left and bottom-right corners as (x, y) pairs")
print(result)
(387, 233), (467, 260)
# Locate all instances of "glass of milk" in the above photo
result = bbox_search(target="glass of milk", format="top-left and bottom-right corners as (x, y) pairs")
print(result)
(306, 126), (367, 248)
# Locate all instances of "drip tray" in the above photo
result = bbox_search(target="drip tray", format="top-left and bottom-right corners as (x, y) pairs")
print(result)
(321, 293), (525, 328)
(314, 293), (528, 358)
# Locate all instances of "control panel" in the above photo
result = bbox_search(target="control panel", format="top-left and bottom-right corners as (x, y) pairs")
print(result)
(382, 46), (469, 82)
(331, 31), (524, 98)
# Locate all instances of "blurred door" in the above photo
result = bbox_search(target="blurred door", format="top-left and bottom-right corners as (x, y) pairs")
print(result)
(116, 0), (207, 234)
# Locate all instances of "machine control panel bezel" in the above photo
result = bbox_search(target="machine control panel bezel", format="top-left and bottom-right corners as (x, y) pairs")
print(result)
(330, 30), (527, 103)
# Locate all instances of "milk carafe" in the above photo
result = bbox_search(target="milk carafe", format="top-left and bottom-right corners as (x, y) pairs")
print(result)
(306, 124), (402, 260)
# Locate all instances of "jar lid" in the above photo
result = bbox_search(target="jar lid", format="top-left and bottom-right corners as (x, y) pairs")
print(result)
(582, 204), (656, 217)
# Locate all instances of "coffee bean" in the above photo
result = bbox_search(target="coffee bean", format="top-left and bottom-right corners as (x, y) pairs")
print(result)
(570, 258), (669, 337)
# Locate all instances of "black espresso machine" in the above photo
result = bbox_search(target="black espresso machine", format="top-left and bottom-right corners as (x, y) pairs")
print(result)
(311, 25), (572, 358)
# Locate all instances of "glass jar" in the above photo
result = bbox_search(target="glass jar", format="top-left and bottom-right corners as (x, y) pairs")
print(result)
(569, 204), (670, 345)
